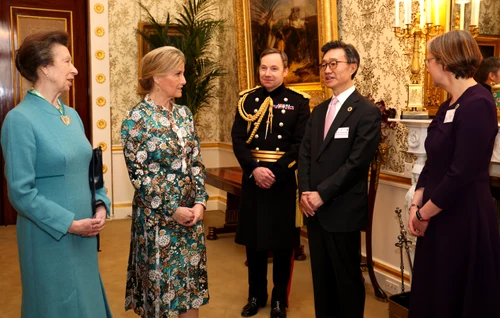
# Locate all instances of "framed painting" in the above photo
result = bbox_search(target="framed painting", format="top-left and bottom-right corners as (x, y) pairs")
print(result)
(475, 35), (500, 58)
(137, 22), (182, 94)
(234, 0), (338, 104)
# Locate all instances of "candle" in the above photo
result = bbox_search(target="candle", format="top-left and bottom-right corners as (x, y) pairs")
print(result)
(404, 0), (412, 25)
(471, 0), (480, 26)
(395, 0), (400, 26)
(434, 0), (440, 25)
(426, 0), (432, 24)
(459, 3), (465, 30)
(420, 0), (425, 27)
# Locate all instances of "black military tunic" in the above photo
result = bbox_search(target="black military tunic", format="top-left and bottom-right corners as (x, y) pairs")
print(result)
(231, 83), (310, 250)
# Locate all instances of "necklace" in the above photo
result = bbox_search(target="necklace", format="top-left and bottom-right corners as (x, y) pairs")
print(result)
(28, 88), (70, 125)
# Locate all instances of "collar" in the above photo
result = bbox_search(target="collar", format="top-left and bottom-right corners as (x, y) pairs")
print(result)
(261, 83), (286, 98)
(481, 82), (492, 92)
(332, 86), (356, 106)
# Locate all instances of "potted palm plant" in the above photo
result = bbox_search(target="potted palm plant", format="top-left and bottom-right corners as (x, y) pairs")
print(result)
(137, 0), (226, 118)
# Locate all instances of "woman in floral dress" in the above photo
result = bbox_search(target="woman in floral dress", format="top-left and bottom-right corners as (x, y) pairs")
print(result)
(121, 46), (209, 318)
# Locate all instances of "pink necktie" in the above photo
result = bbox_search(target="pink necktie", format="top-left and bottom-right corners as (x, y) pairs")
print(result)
(324, 97), (339, 139)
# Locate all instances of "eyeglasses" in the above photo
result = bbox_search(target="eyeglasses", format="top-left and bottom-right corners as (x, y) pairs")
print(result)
(319, 60), (350, 71)
(424, 57), (436, 66)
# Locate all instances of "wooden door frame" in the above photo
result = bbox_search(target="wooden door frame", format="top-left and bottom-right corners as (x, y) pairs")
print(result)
(0, 0), (90, 225)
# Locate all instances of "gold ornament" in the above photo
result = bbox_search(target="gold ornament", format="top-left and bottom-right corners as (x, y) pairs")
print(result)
(96, 96), (106, 106)
(97, 119), (107, 129)
(102, 164), (108, 174)
(94, 3), (104, 14)
(95, 50), (105, 60)
(96, 73), (106, 83)
(97, 142), (107, 151)
(237, 93), (274, 144)
(61, 115), (71, 125)
(95, 27), (105, 37)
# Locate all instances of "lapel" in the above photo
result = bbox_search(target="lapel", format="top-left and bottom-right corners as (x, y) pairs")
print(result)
(317, 90), (360, 158)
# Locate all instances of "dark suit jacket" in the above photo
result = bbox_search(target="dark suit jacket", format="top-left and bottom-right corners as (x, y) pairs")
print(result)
(298, 89), (381, 232)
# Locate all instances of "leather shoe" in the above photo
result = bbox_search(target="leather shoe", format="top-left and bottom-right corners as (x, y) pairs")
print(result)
(270, 301), (286, 318)
(241, 297), (267, 317)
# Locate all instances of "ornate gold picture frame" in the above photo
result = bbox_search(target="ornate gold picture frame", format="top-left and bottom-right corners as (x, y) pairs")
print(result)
(137, 22), (182, 94)
(234, 0), (338, 105)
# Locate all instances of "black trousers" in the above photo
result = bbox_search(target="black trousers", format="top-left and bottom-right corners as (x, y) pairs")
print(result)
(307, 216), (365, 318)
(246, 246), (294, 304)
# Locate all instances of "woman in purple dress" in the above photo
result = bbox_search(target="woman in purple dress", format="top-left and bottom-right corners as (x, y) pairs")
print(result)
(408, 30), (500, 317)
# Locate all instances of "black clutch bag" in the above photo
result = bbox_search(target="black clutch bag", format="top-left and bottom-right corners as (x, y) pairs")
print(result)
(89, 146), (104, 251)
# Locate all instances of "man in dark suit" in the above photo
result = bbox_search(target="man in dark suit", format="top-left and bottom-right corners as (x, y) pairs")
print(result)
(298, 40), (381, 318)
(232, 48), (310, 318)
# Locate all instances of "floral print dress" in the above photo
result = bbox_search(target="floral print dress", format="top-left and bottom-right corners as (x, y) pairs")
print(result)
(121, 96), (209, 317)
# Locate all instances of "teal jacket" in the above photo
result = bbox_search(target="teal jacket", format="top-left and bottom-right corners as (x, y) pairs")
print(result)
(1, 93), (112, 318)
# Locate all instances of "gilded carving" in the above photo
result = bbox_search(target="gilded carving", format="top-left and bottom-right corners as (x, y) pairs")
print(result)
(96, 96), (106, 106)
(96, 73), (106, 83)
(95, 50), (105, 60)
(102, 164), (108, 174)
(97, 119), (107, 129)
(233, 0), (338, 104)
(94, 3), (105, 14)
(97, 142), (108, 151)
(95, 27), (105, 37)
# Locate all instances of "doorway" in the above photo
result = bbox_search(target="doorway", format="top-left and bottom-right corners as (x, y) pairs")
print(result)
(0, 0), (90, 225)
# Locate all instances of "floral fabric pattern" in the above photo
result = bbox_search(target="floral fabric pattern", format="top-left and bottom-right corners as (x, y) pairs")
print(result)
(121, 97), (209, 317)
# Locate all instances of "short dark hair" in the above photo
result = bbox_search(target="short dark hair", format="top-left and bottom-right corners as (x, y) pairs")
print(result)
(474, 57), (500, 84)
(15, 31), (69, 83)
(260, 48), (288, 69)
(428, 30), (482, 79)
(321, 41), (360, 79)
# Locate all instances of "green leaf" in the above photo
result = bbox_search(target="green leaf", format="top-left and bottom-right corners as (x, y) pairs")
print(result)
(136, 0), (226, 118)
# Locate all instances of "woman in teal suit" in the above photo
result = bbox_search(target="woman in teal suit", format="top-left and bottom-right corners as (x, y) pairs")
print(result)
(1, 31), (112, 317)
(121, 46), (209, 318)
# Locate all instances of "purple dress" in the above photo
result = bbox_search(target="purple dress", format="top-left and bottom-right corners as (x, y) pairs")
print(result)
(409, 85), (500, 317)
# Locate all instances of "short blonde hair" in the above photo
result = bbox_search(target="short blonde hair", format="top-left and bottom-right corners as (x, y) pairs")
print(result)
(139, 46), (185, 91)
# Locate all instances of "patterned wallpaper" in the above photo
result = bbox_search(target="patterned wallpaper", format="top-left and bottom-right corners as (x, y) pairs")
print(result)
(337, 0), (421, 173)
(108, 0), (229, 145)
(107, 0), (444, 173)
(455, 0), (500, 36)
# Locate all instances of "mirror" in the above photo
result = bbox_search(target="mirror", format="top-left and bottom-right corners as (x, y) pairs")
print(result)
(424, 0), (500, 116)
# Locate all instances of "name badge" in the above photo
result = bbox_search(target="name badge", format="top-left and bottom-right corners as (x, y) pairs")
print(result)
(334, 127), (349, 139)
(444, 109), (455, 123)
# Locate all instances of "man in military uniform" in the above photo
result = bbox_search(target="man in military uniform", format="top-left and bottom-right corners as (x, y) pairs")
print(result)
(231, 48), (310, 318)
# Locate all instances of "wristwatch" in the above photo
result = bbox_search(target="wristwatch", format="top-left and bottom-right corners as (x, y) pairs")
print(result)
(416, 209), (429, 222)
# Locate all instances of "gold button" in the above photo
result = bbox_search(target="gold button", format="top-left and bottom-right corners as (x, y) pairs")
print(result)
(255, 97), (260, 102)
(279, 122), (284, 127)
(281, 109), (286, 114)
(255, 147), (260, 150)
(277, 135), (282, 139)
(254, 109), (258, 113)
(255, 134), (259, 139)
(276, 148), (280, 151)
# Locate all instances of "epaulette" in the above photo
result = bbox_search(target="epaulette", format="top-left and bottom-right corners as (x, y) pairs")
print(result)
(287, 87), (311, 99)
(239, 86), (260, 97)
